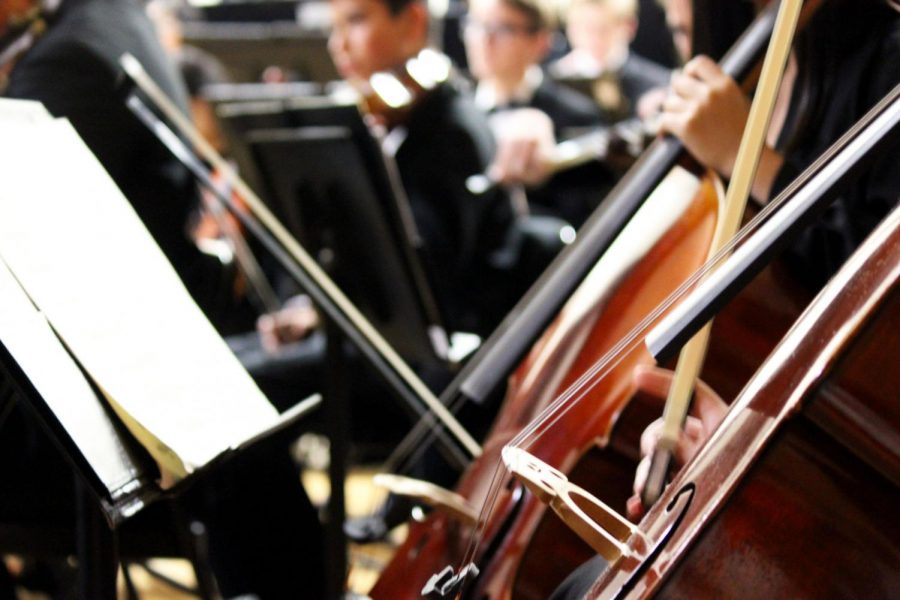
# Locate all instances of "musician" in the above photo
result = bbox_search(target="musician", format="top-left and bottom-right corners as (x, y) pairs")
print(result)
(627, 0), (899, 508)
(551, 1), (899, 596)
(550, 0), (670, 121)
(462, 0), (616, 227)
(1, 1), (325, 597)
(464, 0), (603, 135)
(326, 0), (524, 336)
(257, 0), (521, 350)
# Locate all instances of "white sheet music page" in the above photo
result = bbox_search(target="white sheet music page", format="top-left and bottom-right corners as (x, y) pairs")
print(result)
(0, 116), (278, 480)
(0, 256), (141, 491)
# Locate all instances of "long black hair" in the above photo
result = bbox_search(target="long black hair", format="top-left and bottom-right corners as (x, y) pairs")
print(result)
(785, 0), (899, 155)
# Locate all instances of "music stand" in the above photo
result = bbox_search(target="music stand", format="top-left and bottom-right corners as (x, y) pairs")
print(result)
(181, 21), (338, 83)
(215, 96), (353, 195)
(245, 123), (450, 368)
(0, 104), (322, 598)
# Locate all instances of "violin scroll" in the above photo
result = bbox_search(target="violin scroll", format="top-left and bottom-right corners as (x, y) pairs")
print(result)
(360, 48), (453, 128)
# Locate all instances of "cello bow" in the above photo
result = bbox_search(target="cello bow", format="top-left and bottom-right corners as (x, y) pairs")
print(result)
(640, 0), (804, 508)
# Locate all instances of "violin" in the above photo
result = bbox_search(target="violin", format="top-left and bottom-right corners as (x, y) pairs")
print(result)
(355, 48), (454, 129)
(0, 0), (57, 72)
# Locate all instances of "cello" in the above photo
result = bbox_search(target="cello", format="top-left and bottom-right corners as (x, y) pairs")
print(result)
(368, 3), (815, 597)
(502, 74), (900, 599)
(373, 0), (856, 597)
(581, 163), (900, 600)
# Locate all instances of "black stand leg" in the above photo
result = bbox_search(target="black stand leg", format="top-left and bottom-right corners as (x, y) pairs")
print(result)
(0, 557), (15, 600)
(74, 478), (117, 599)
(324, 320), (349, 599)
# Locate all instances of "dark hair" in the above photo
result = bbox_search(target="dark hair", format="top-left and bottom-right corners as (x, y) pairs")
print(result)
(503, 0), (557, 31)
(383, 0), (419, 15)
(785, 0), (898, 155)
(690, 0), (755, 62)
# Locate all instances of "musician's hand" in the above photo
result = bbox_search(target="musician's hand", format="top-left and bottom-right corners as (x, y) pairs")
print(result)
(625, 365), (727, 520)
(257, 295), (320, 353)
(487, 108), (556, 188)
(659, 56), (751, 178)
(635, 85), (668, 123)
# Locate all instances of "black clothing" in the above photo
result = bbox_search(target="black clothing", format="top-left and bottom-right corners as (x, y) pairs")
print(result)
(617, 53), (671, 117)
(488, 77), (615, 228)
(528, 78), (604, 139)
(3, 1), (324, 597)
(551, 52), (670, 123)
(5, 0), (229, 320)
(395, 79), (516, 335)
(774, 20), (900, 291)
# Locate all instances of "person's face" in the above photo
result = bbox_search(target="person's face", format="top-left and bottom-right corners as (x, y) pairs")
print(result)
(463, 0), (549, 85)
(565, 3), (634, 64)
(665, 0), (693, 61)
(328, 0), (423, 83)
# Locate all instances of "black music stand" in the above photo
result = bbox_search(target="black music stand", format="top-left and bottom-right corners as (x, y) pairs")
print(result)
(0, 303), (163, 598)
(181, 21), (338, 83)
(244, 116), (456, 597)
(0, 319), (319, 599)
(245, 123), (449, 367)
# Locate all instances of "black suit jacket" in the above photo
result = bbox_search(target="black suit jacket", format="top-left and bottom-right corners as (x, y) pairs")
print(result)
(488, 77), (614, 228)
(6, 0), (224, 316)
(774, 21), (900, 291)
(395, 79), (515, 334)
(617, 52), (670, 114)
(529, 77), (604, 139)
(550, 52), (670, 122)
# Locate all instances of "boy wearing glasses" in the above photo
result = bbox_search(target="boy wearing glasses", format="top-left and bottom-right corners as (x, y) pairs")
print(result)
(464, 0), (602, 137)
(463, 0), (612, 227)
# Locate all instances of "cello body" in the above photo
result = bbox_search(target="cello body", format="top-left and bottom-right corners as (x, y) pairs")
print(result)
(371, 167), (722, 599)
(585, 207), (900, 599)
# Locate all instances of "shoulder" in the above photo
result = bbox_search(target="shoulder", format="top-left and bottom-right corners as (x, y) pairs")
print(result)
(531, 78), (603, 134)
(13, 0), (188, 106)
(406, 80), (496, 163)
(620, 53), (670, 90)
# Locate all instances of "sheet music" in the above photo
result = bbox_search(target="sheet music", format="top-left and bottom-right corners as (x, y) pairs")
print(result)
(0, 256), (139, 492)
(0, 116), (278, 479)
(0, 97), (50, 123)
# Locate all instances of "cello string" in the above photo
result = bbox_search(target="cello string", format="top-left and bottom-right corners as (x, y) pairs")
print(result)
(385, 0), (829, 482)
(458, 83), (900, 586)
(507, 140), (825, 451)
(451, 139), (832, 578)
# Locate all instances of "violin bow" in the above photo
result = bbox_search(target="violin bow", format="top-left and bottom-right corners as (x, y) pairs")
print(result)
(118, 53), (483, 461)
(197, 176), (281, 314)
(641, 0), (803, 508)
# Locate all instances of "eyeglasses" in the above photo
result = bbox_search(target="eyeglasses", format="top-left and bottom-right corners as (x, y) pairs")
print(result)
(460, 15), (540, 41)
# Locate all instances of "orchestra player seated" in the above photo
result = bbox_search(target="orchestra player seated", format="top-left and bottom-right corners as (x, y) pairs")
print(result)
(462, 0), (615, 227)
(550, 0), (670, 122)
(550, 0), (899, 596)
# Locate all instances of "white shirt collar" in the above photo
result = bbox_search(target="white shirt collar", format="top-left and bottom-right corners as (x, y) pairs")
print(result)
(474, 65), (544, 111)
